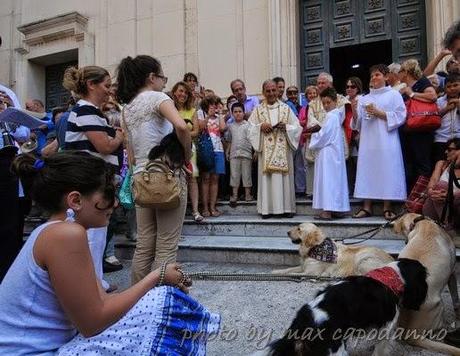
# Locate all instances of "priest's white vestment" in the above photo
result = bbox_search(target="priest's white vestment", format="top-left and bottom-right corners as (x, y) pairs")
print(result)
(351, 86), (407, 200)
(309, 108), (350, 212)
(248, 101), (302, 215)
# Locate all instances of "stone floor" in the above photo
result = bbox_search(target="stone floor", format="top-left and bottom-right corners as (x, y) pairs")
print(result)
(105, 261), (458, 356)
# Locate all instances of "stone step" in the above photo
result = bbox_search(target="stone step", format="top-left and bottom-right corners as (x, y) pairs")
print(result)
(182, 214), (402, 239)
(190, 199), (403, 216)
(115, 234), (460, 265)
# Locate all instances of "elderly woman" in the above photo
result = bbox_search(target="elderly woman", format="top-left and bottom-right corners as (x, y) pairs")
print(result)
(399, 59), (438, 192)
(423, 138), (460, 230)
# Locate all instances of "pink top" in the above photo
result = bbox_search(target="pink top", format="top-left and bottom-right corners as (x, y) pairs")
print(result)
(298, 106), (309, 146)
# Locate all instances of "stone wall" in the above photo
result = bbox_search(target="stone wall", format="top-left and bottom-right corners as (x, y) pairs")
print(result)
(0, 0), (458, 106)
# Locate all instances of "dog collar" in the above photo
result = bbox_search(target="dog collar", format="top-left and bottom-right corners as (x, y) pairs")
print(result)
(307, 238), (338, 263)
(365, 266), (404, 296)
(409, 215), (426, 232)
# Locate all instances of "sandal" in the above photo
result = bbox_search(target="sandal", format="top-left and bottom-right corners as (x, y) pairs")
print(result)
(352, 208), (373, 218)
(314, 212), (333, 220)
(210, 209), (222, 217)
(193, 212), (204, 223)
(383, 210), (397, 221)
(202, 210), (210, 218)
(229, 196), (237, 208)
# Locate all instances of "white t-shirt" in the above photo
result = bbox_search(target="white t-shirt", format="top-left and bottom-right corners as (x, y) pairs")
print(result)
(123, 91), (173, 174)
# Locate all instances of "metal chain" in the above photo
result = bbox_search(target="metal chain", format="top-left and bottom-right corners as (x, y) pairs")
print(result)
(188, 271), (342, 283)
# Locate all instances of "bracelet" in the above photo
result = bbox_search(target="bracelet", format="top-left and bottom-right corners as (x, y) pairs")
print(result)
(158, 262), (167, 286)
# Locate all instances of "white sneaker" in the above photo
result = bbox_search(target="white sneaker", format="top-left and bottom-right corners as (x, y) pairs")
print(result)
(105, 255), (121, 265)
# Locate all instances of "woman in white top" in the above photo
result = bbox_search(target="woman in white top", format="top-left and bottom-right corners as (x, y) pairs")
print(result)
(116, 55), (191, 284)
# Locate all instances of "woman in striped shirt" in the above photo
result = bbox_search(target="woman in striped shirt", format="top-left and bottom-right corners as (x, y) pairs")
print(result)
(63, 65), (124, 291)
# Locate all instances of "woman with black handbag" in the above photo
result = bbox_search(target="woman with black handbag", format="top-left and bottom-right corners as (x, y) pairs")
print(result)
(116, 55), (191, 284)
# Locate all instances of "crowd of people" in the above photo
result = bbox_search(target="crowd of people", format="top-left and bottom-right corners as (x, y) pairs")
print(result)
(0, 19), (459, 355)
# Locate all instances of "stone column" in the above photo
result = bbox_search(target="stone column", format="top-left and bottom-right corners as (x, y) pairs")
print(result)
(426, 0), (460, 70)
(184, 0), (199, 76)
(268, 0), (298, 85)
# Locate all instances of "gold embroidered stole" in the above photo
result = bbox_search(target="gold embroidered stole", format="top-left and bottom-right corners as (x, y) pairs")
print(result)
(256, 102), (290, 174)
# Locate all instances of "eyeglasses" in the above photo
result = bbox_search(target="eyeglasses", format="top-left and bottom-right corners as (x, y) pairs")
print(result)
(346, 85), (357, 89)
(154, 74), (168, 83)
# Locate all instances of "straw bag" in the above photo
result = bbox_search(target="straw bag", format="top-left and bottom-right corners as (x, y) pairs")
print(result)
(132, 160), (181, 209)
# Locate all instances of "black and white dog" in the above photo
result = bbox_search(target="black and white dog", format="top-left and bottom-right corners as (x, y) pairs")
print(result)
(263, 258), (428, 356)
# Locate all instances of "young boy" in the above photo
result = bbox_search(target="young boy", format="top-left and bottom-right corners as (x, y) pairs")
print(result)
(226, 102), (253, 206)
(309, 87), (350, 220)
(433, 73), (460, 165)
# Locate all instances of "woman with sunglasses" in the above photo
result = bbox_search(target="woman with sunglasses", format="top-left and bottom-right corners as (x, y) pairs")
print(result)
(345, 77), (363, 196)
(423, 138), (460, 230)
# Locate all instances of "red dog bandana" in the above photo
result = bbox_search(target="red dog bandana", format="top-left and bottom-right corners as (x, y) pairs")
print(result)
(307, 238), (338, 263)
(365, 266), (404, 296)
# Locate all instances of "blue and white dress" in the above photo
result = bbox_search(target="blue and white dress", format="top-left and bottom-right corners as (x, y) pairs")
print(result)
(0, 222), (220, 355)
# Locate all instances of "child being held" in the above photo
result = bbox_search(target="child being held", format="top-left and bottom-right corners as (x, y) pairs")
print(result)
(309, 87), (350, 220)
(226, 102), (253, 206)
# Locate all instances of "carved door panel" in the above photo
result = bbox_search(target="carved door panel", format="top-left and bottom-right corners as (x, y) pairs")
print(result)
(299, 0), (427, 88)
(45, 61), (77, 110)
(299, 0), (329, 86)
(392, 0), (427, 67)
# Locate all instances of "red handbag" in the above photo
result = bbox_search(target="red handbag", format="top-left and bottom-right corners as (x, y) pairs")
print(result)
(404, 99), (441, 132)
(405, 175), (430, 213)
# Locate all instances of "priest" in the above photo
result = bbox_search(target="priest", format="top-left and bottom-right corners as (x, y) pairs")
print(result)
(248, 80), (302, 218)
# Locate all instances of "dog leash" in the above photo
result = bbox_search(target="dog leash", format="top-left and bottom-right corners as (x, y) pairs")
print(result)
(335, 210), (407, 245)
(187, 271), (342, 283)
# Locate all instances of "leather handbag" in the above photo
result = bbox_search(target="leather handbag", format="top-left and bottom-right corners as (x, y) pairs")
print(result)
(132, 159), (181, 210)
(404, 99), (441, 132)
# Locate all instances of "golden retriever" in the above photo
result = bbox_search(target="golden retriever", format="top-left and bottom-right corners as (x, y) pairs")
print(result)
(384, 213), (460, 355)
(272, 222), (393, 277)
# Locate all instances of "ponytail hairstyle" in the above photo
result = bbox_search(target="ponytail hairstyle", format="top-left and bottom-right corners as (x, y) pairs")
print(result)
(12, 152), (116, 213)
(62, 66), (110, 96)
(116, 55), (162, 104)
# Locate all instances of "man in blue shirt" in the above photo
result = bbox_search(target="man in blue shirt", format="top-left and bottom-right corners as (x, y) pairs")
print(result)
(230, 79), (259, 119)
(285, 86), (301, 116)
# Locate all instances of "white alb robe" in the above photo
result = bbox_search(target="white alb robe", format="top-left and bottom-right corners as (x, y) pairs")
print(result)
(248, 101), (302, 215)
(351, 86), (407, 200)
(309, 108), (350, 212)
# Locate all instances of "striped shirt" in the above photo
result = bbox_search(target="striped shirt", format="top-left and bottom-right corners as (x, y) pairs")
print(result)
(65, 99), (120, 171)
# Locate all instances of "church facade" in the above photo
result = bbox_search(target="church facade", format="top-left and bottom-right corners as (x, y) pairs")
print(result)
(0, 0), (458, 108)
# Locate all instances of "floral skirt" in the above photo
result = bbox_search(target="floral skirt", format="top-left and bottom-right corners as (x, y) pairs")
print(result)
(57, 286), (220, 356)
